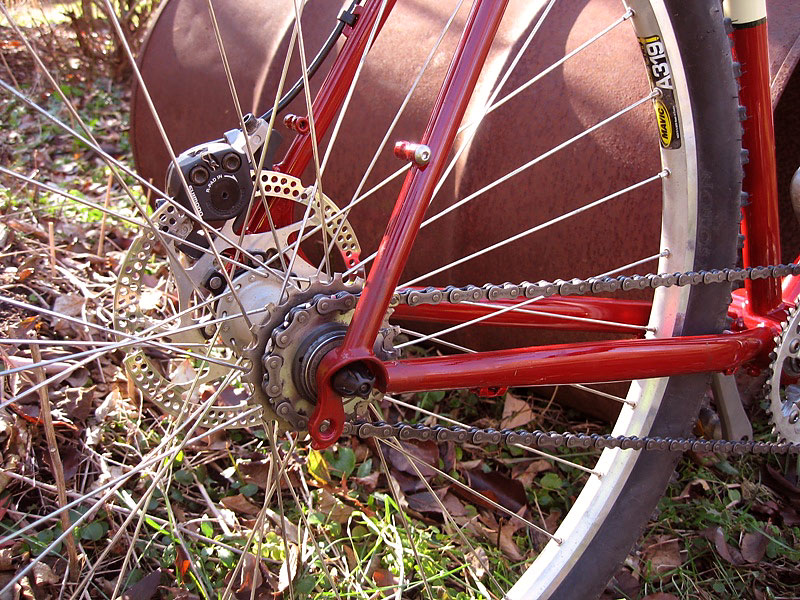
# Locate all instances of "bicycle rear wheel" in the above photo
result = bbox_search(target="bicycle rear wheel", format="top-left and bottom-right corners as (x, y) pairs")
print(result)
(0, 0), (742, 598)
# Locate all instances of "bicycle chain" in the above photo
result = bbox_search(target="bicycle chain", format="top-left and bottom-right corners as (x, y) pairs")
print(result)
(341, 420), (800, 455)
(392, 263), (800, 307)
(341, 262), (800, 455)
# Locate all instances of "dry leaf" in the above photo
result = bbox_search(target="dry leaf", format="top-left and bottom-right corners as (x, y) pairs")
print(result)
(372, 568), (397, 592)
(354, 471), (380, 492)
(277, 544), (298, 593)
(138, 288), (162, 311)
(122, 569), (161, 600)
(391, 470), (427, 494)
(32, 562), (59, 586)
(406, 489), (466, 518)
(52, 293), (85, 317)
(468, 546), (488, 580)
(740, 530), (768, 563)
(220, 494), (261, 517)
(265, 508), (299, 544)
(643, 536), (682, 576)
(384, 439), (439, 479)
(607, 568), (640, 599)
(60, 387), (95, 421)
(308, 448), (331, 484)
(95, 388), (122, 422)
(499, 522), (524, 561)
(703, 526), (745, 565)
(642, 594), (679, 600)
(317, 490), (355, 524)
(675, 478), (710, 501)
(501, 392), (536, 429)
(232, 553), (262, 593)
(0, 547), (15, 570)
(239, 459), (271, 489)
(514, 459), (553, 487)
(170, 359), (196, 386)
(455, 469), (527, 514)
(176, 546), (190, 578)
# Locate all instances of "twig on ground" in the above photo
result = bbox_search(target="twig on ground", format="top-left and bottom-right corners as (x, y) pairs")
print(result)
(95, 171), (113, 256)
(30, 342), (81, 581)
(47, 220), (56, 277)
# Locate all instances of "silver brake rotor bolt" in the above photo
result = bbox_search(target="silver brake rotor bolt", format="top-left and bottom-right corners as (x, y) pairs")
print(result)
(790, 339), (800, 354)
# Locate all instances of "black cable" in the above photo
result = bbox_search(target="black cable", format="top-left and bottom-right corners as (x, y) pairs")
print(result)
(259, 0), (360, 122)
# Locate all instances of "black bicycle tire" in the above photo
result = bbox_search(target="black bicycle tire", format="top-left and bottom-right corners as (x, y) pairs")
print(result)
(538, 1), (743, 597)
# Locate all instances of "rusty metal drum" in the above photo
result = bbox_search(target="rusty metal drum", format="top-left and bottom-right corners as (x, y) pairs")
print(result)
(130, 0), (800, 350)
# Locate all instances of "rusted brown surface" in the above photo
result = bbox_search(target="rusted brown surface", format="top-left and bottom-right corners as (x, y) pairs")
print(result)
(130, 0), (800, 364)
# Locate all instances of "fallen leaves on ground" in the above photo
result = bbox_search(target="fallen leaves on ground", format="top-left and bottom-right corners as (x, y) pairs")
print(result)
(703, 526), (746, 565)
(740, 529), (769, 563)
(316, 489), (355, 524)
(501, 391), (536, 429)
(220, 494), (261, 517)
(642, 536), (682, 577)
(122, 570), (161, 600)
(454, 468), (527, 514)
(383, 439), (439, 479)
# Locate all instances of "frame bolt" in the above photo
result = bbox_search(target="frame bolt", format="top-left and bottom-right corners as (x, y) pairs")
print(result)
(284, 114), (310, 135)
(243, 112), (258, 134)
(206, 273), (225, 293)
(394, 141), (431, 167)
(189, 165), (209, 186)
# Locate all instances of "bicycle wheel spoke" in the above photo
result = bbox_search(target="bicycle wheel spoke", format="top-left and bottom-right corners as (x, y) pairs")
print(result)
(266, 428), (346, 600)
(318, 4), (630, 280)
(379, 435), (556, 541)
(382, 393), (603, 476)
(347, 0), (468, 206)
(99, 0), (271, 337)
(344, 95), (660, 281)
(0, 296), (247, 375)
(458, 300), (651, 332)
(289, 0), (331, 280)
(399, 326), (477, 353)
(204, 0), (296, 280)
(319, 0), (467, 272)
(402, 155), (664, 288)
(0, 79), (289, 294)
(0, 400), (260, 550)
(371, 437), (435, 599)
(513, 444), (601, 476)
(571, 383), (633, 406)
(366, 408), (508, 595)
(2, 360), (240, 598)
(454, 7), (633, 139)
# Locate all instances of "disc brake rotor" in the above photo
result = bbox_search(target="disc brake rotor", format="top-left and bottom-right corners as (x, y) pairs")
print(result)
(114, 171), (362, 430)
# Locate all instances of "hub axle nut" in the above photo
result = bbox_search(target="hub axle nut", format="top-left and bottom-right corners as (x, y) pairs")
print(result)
(332, 363), (376, 398)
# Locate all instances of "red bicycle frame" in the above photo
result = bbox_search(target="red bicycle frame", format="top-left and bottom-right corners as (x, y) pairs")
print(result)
(253, 0), (789, 447)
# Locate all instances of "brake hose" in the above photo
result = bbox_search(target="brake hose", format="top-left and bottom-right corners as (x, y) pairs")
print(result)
(258, 0), (361, 122)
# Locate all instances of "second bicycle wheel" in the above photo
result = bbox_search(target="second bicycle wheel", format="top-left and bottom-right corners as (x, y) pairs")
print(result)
(0, 0), (742, 598)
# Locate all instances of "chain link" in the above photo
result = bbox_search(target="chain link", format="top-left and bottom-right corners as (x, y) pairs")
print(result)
(394, 263), (800, 307)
